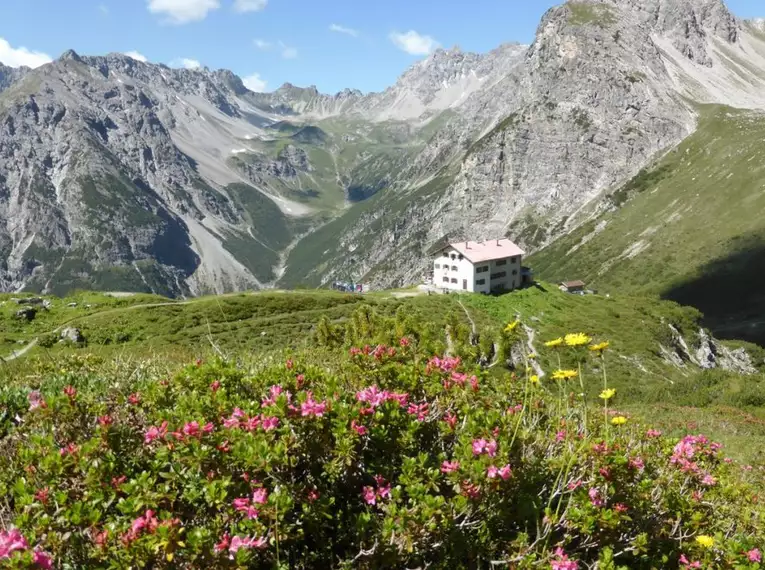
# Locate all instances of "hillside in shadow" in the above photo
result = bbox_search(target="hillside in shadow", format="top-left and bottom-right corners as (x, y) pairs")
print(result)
(662, 234), (765, 346)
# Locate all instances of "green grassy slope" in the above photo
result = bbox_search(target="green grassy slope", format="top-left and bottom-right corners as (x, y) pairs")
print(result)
(4, 286), (765, 462)
(530, 105), (765, 344)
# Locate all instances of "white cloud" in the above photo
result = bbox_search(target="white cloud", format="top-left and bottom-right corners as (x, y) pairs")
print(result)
(147, 0), (220, 24)
(281, 46), (298, 59)
(171, 57), (202, 69)
(233, 0), (267, 12)
(0, 38), (52, 68)
(124, 50), (148, 62)
(329, 24), (358, 37)
(389, 30), (440, 55)
(254, 39), (272, 50)
(242, 73), (267, 92)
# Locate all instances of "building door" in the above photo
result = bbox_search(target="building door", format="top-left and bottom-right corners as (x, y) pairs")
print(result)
(463, 279), (467, 290)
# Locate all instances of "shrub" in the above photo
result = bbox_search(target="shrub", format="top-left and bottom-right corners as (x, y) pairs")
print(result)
(0, 326), (762, 568)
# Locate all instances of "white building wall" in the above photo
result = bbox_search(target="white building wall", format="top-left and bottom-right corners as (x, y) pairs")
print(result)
(433, 250), (524, 294)
(433, 248), (476, 292)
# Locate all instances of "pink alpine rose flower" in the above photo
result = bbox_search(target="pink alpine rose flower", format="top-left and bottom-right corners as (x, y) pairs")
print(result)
(551, 547), (578, 570)
(441, 460), (460, 474)
(33, 550), (53, 569)
(251, 488), (268, 505)
(0, 528), (29, 558)
(351, 420), (367, 436)
(261, 416), (279, 431)
(144, 421), (168, 444)
(472, 438), (487, 456)
(362, 486), (376, 505)
(748, 548), (762, 563)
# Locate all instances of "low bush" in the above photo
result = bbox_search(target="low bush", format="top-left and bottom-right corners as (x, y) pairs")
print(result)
(0, 327), (762, 568)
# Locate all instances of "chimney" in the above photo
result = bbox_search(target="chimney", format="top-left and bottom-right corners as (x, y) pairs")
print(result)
(465, 241), (469, 249)
(496, 239), (500, 246)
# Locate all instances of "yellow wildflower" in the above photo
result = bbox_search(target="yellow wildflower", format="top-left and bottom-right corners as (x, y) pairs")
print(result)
(611, 416), (628, 426)
(552, 369), (578, 381)
(599, 389), (616, 401)
(528, 353), (537, 360)
(565, 333), (592, 347)
(530, 375), (540, 385)
(545, 338), (564, 348)
(589, 341), (610, 353)
(695, 535), (714, 549)
(505, 320), (520, 333)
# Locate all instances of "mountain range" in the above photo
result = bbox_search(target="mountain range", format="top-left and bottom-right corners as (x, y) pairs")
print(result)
(0, 0), (764, 306)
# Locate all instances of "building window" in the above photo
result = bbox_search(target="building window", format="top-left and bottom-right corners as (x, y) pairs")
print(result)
(450, 254), (456, 260)
(495, 259), (508, 266)
(451, 278), (458, 284)
(491, 271), (507, 280)
(451, 265), (458, 271)
(476, 279), (486, 286)
(476, 265), (489, 274)
(434, 263), (440, 269)
(511, 256), (518, 264)
(443, 252), (448, 258)
(458, 254), (464, 260)
(443, 276), (449, 283)
(512, 269), (518, 275)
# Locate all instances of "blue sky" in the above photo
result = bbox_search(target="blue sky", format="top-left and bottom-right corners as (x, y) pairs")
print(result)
(0, 0), (762, 94)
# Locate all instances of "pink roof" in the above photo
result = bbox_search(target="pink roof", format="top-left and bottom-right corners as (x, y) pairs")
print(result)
(447, 239), (525, 263)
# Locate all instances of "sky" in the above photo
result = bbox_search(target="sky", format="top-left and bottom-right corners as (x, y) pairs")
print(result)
(0, 0), (762, 94)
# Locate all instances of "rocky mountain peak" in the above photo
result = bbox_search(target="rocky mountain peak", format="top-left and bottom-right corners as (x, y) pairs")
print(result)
(58, 49), (83, 63)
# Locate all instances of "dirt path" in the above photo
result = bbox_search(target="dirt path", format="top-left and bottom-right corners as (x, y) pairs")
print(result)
(523, 324), (546, 378)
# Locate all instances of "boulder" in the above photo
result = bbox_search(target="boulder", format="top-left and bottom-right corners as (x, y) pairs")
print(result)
(15, 307), (37, 321)
(60, 327), (85, 343)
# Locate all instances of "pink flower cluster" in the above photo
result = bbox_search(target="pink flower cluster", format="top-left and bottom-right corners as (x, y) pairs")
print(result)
(215, 533), (267, 557)
(551, 547), (578, 570)
(59, 442), (79, 457)
(362, 475), (391, 506)
(0, 529), (52, 569)
(222, 408), (280, 432)
(301, 392), (328, 417)
(486, 465), (512, 480)
(671, 435), (722, 474)
(232, 487), (268, 519)
(443, 412), (458, 430)
(472, 438), (498, 457)
(426, 356), (461, 374)
(123, 510), (161, 543)
(356, 385), (409, 411)
(444, 372), (479, 391)
(679, 554), (701, 569)
(441, 460), (460, 474)
(351, 420), (367, 436)
(262, 385), (291, 407)
(407, 402), (429, 422)
(588, 488), (605, 508)
(349, 344), (397, 361)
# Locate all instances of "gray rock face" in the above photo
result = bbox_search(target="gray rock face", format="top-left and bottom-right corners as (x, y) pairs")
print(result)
(60, 327), (84, 343)
(0, 64), (28, 93)
(301, 0), (765, 290)
(0, 0), (764, 296)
